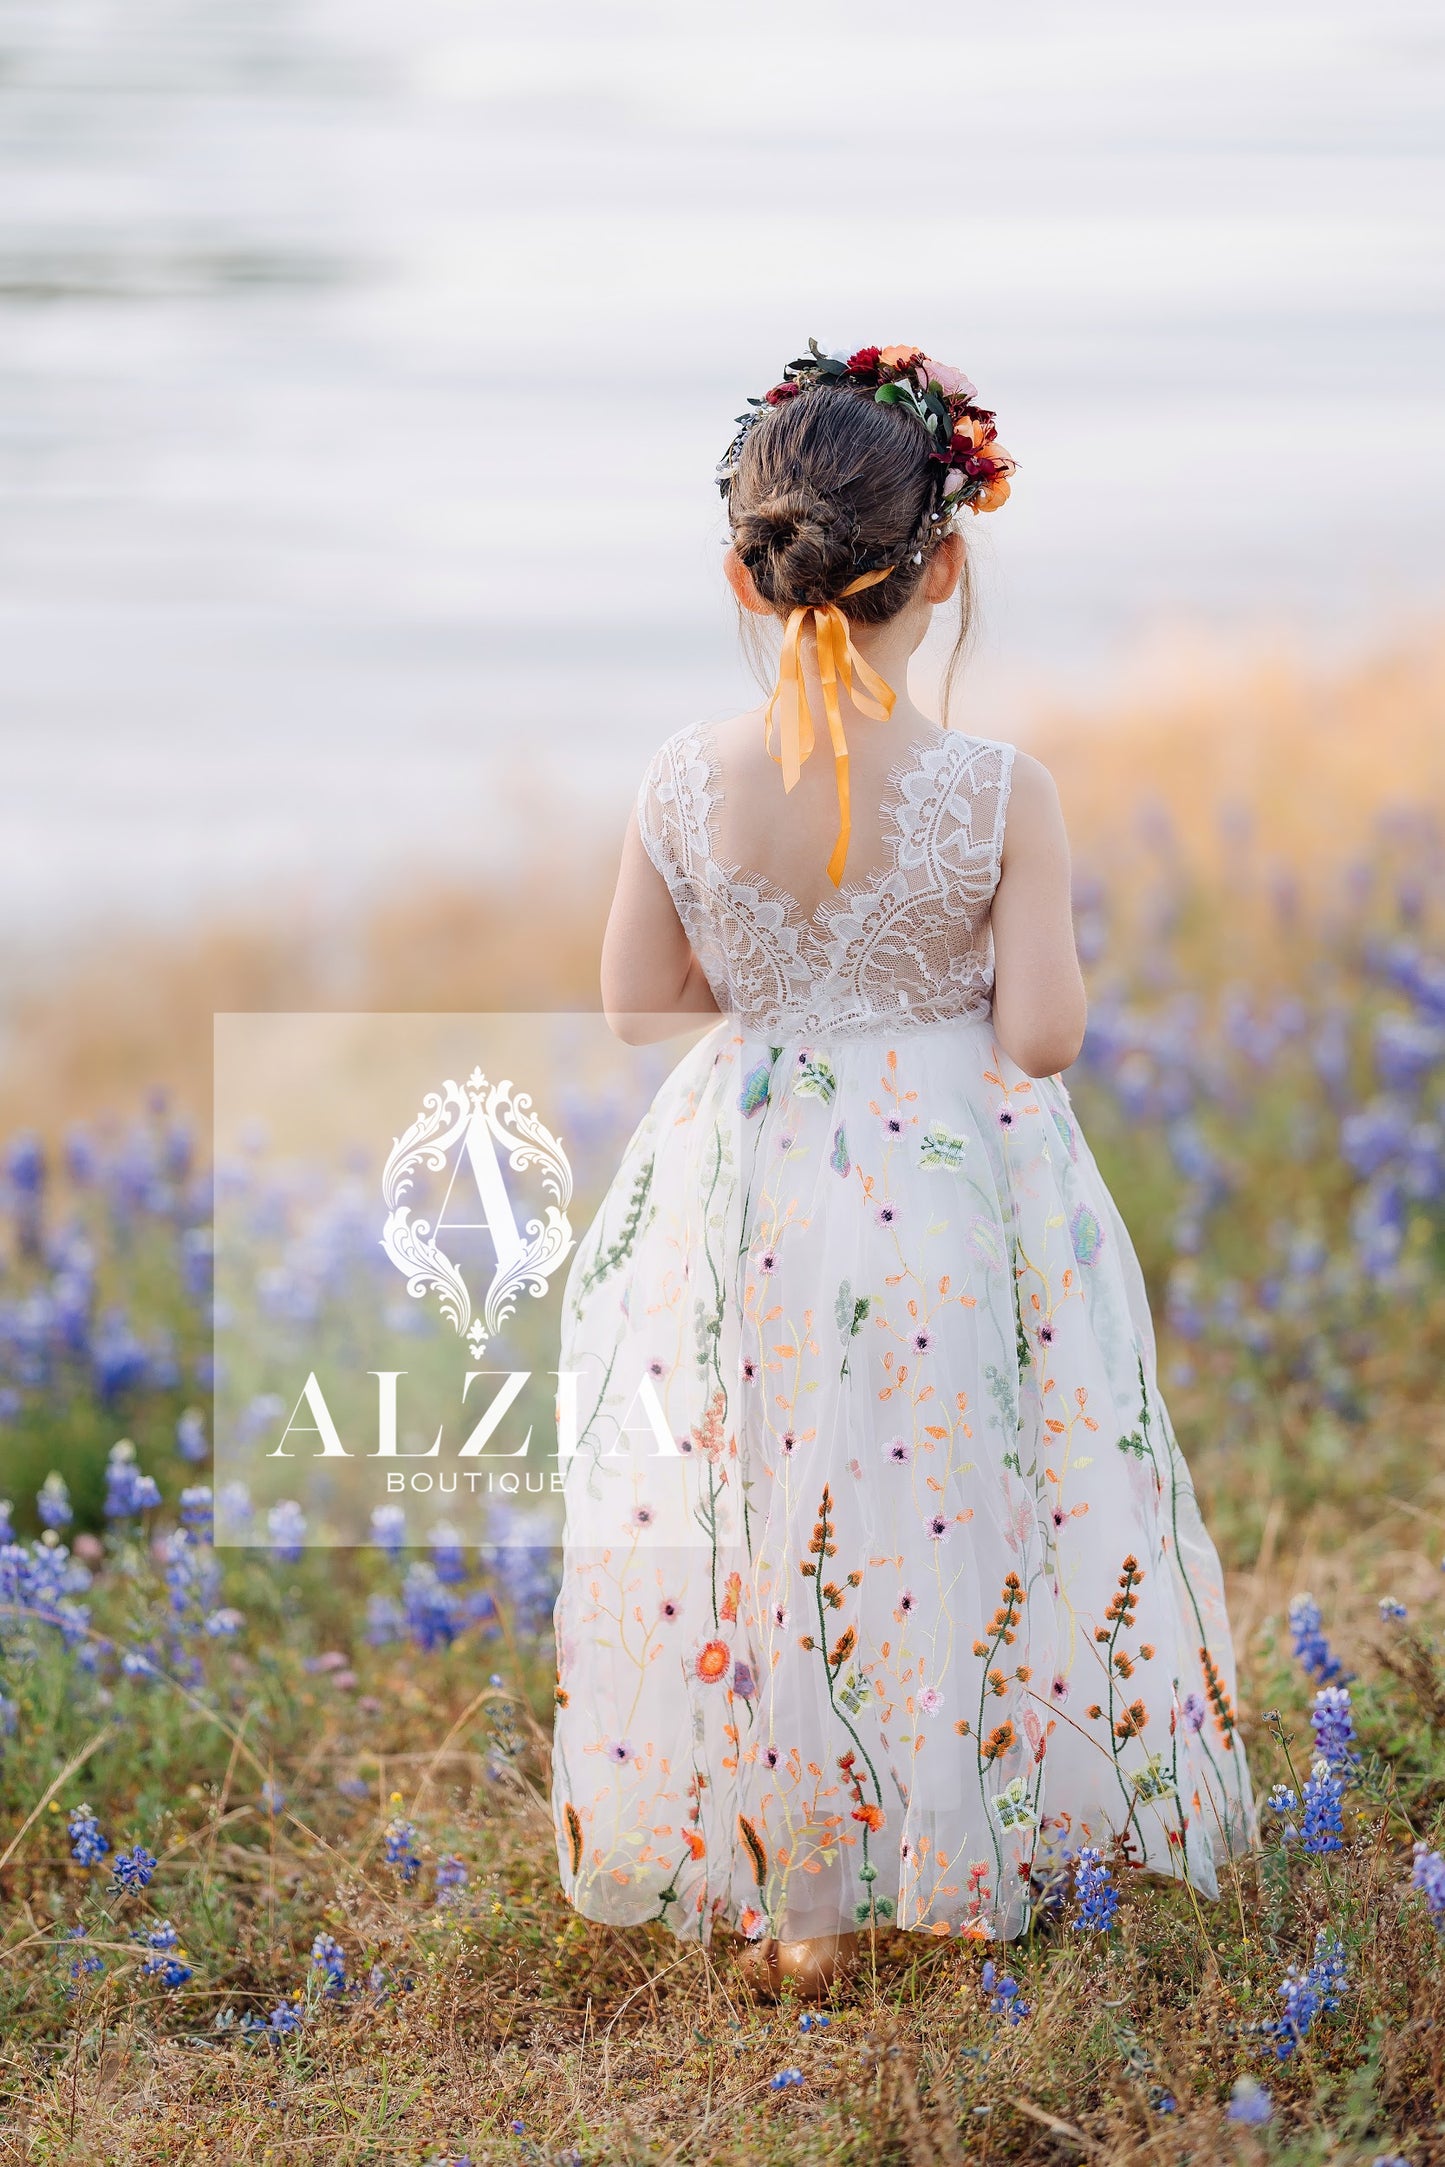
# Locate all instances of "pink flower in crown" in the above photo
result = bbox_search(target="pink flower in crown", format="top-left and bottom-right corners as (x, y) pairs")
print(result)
(920, 358), (977, 401)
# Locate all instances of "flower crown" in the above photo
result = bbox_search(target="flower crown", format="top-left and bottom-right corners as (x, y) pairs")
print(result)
(716, 337), (1016, 525)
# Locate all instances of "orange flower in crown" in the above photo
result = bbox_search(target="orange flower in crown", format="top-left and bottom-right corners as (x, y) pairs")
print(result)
(945, 410), (1013, 515)
(716, 336), (1017, 523)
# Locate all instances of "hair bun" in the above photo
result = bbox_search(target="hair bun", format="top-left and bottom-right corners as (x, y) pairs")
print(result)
(731, 484), (858, 610)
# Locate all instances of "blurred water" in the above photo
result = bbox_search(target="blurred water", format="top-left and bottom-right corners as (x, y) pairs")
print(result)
(0, 0), (1442, 975)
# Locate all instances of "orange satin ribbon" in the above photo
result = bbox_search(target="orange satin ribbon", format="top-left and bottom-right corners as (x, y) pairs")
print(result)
(763, 566), (897, 887)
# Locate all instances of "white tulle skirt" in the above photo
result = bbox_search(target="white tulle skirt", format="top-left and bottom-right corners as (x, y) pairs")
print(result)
(550, 1010), (1256, 1944)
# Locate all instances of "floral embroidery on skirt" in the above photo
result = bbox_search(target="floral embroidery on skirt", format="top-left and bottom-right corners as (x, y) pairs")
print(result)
(550, 1014), (1256, 1944)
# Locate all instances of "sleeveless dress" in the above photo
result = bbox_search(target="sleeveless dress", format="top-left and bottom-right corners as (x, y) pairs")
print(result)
(549, 720), (1256, 1945)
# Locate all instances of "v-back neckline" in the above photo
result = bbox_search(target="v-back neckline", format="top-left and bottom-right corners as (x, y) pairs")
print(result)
(685, 720), (965, 932)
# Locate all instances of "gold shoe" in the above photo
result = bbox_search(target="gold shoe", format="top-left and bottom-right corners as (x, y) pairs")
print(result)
(735, 1935), (782, 2001)
(776, 1932), (860, 2001)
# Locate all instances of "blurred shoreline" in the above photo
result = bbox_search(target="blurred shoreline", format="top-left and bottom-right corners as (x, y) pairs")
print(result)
(3, 1), (1441, 980)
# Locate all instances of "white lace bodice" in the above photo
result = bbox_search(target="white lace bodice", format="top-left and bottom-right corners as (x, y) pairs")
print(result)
(635, 720), (1015, 1037)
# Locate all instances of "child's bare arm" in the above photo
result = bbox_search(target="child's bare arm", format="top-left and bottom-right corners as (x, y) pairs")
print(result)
(988, 752), (1088, 1079)
(600, 808), (724, 1044)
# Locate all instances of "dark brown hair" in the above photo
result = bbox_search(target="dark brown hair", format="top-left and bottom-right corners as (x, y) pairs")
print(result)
(725, 384), (975, 714)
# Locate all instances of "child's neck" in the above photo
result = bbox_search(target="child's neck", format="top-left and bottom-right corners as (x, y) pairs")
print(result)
(792, 610), (936, 733)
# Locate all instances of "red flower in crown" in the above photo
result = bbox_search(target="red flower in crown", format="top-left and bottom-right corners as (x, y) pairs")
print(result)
(717, 337), (1016, 515)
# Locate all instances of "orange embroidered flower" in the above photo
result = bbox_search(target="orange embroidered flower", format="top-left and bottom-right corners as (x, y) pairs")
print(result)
(683, 1829), (706, 1860)
(852, 1802), (885, 1833)
(695, 1639), (731, 1684)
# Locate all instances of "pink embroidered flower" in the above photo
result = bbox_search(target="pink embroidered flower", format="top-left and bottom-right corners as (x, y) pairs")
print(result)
(919, 1686), (943, 1717)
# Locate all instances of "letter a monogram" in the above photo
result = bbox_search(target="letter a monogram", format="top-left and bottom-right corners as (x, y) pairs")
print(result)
(380, 1067), (575, 1354)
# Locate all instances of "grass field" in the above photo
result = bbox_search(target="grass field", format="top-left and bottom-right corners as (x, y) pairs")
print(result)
(3, 631), (1445, 2164)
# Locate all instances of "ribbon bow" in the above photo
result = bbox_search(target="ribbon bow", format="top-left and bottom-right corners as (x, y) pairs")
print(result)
(763, 566), (897, 887)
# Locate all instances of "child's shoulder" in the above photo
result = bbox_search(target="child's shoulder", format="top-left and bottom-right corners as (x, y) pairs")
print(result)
(635, 711), (761, 793)
(637, 716), (718, 778)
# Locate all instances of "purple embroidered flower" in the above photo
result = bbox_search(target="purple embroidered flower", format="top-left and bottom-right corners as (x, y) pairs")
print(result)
(759, 1249), (778, 1273)
(732, 1661), (757, 1698)
(918, 1686), (942, 1717)
(1037, 1322), (1054, 1346)
(1050, 1676), (1070, 1703)
(875, 1203), (900, 1229)
(927, 1514), (950, 1541)
(912, 1331), (932, 1353)
(1182, 1692), (1207, 1732)
(631, 1505), (656, 1529)
(882, 1114), (905, 1138)
(660, 1598), (680, 1622)
(898, 1589), (917, 1615)
(742, 1359), (759, 1384)
(764, 1746), (780, 1769)
(647, 1358), (665, 1378)
(885, 1437), (910, 1464)
(771, 1603), (788, 1629)
(997, 1106), (1016, 1129)
(780, 1431), (797, 1455)
(605, 1739), (633, 1764)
